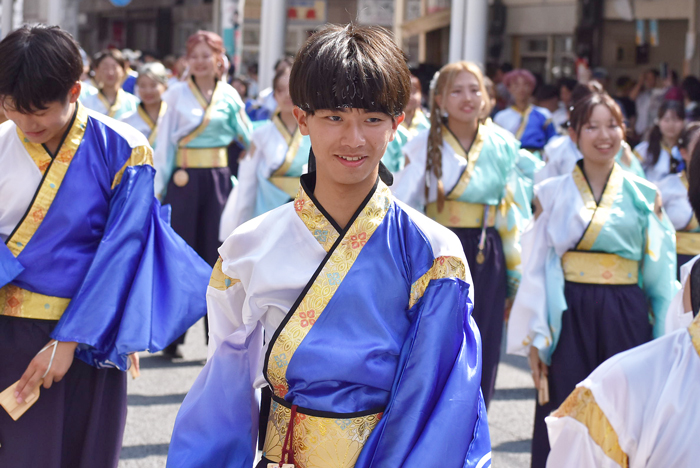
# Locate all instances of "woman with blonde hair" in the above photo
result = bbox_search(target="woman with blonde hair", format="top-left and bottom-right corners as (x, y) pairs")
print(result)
(120, 62), (169, 148)
(394, 61), (533, 408)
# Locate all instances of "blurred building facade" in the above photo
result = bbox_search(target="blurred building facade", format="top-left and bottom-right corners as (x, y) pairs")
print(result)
(1, 0), (699, 85)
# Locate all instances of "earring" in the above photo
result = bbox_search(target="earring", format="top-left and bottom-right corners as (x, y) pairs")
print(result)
(442, 109), (449, 119)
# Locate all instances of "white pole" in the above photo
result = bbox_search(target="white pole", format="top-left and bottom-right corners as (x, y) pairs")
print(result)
(1, 0), (13, 39)
(47, 0), (62, 27)
(258, 0), (286, 92)
(462, 0), (488, 67)
(448, 0), (465, 63)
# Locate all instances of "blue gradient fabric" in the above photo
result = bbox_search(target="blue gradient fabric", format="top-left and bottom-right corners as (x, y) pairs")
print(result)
(3, 108), (210, 370)
(167, 177), (491, 468)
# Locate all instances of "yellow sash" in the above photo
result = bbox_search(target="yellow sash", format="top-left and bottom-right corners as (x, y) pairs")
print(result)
(562, 251), (639, 285)
(425, 201), (496, 228)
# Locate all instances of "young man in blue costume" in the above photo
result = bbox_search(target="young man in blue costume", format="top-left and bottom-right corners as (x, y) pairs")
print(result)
(0, 25), (211, 467)
(167, 24), (492, 468)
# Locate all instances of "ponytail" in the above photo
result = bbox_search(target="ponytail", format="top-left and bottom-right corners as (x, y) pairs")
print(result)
(427, 71), (445, 211)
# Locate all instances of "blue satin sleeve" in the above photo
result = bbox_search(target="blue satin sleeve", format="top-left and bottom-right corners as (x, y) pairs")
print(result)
(0, 242), (24, 288)
(355, 278), (492, 468)
(167, 325), (263, 468)
(50, 165), (210, 369)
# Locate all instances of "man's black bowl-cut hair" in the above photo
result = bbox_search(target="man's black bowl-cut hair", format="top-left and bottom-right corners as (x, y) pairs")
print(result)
(289, 24), (411, 117)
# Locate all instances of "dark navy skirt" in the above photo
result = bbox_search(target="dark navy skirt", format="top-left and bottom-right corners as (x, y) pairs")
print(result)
(451, 227), (507, 410)
(0, 315), (127, 468)
(530, 281), (652, 468)
(163, 166), (232, 267)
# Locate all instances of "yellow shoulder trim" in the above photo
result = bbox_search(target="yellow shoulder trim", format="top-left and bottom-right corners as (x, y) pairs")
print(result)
(209, 257), (240, 291)
(553, 386), (629, 468)
(111, 145), (154, 189)
(409, 256), (466, 308)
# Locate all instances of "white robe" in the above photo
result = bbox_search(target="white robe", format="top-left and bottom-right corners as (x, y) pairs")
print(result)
(0, 121), (42, 240)
(655, 173), (694, 231)
(665, 255), (700, 333)
(634, 141), (675, 184)
(546, 314), (700, 467)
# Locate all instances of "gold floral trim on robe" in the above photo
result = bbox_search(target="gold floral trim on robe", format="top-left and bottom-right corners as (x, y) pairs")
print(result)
(443, 124), (485, 201)
(209, 257), (240, 291)
(553, 386), (629, 468)
(573, 163), (625, 251)
(8, 103), (88, 257)
(409, 256), (467, 308)
(267, 182), (393, 398)
(111, 145), (154, 189)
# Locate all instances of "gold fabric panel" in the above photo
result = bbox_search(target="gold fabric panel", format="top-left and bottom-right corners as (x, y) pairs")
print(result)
(426, 201), (496, 228)
(270, 176), (301, 198)
(111, 145), (155, 189)
(262, 399), (382, 468)
(8, 104), (89, 257)
(409, 256), (466, 309)
(562, 251), (638, 285)
(293, 186), (341, 253)
(267, 183), (393, 398)
(688, 314), (700, 357)
(175, 147), (228, 168)
(573, 163), (625, 252)
(209, 257), (240, 291)
(676, 232), (700, 256)
(553, 387), (629, 468)
(0, 284), (70, 320)
(443, 124), (484, 201)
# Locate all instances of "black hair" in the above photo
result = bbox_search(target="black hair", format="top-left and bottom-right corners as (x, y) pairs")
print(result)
(536, 84), (559, 102)
(569, 86), (624, 142)
(499, 62), (513, 74)
(647, 100), (685, 168)
(682, 76), (700, 102)
(93, 49), (127, 70)
(678, 122), (700, 150)
(558, 77), (578, 93)
(289, 24), (410, 117)
(648, 69), (660, 78)
(615, 76), (632, 89)
(0, 24), (82, 114)
(273, 56), (294, 72)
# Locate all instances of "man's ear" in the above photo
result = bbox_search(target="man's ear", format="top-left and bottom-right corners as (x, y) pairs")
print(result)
(388, 112), (405, 143)
(293, 107), (310, 136)
(69, 82), (81, 104)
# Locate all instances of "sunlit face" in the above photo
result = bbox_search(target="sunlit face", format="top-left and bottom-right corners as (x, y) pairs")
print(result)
(294, 107), (402, 189)
(659, 109), (684, 145)
(406, 76), (422, 114)
(273, 71), (293, 114)
(95, 56), (124, 88)
(570, 104), (623, 165)
(508, 76), (534, 103)
(437, 71), (484, 125)
(137, 75), (166, 106)
(188, 42), (219, 80)
(2, 83), (80, 146)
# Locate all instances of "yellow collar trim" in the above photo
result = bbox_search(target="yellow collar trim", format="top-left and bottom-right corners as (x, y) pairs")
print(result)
(271, 112), (303, 177)
(8, 103), (88, 257)
(138, 101), (167, 147)
(98, 89), (125, 118)
(572, 163), (625, 251)
(512, 105), (533, 140)
(179, 81), (224, 148)
(443, 124), (485, 200)
(269, 180), (393, 397)
(188, 75), (213, 109)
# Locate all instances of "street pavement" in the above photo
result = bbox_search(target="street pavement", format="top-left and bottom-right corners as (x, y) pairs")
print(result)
(119, 320), (535, 467)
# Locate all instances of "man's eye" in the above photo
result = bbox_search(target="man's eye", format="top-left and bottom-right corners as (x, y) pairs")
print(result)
(328, 116), (341, 122)
(367, 118), (382, 123)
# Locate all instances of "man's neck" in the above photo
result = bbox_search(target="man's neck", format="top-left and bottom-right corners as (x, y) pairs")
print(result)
(313, 169), (378, 230)
(514, 100), (529, 113)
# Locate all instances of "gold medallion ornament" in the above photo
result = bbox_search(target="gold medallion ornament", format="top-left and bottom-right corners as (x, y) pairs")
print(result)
(173, 169), (189, 187)
(476, 251), (485, 264)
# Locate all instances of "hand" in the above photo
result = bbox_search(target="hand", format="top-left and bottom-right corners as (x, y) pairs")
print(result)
(528, 346), (548, 390)
(129, 353), (141, 379)
(15, 340), (78, 403)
